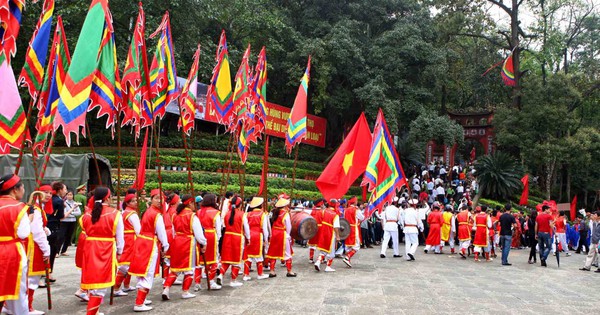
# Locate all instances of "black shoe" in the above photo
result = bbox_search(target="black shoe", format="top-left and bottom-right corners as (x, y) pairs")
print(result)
(269, 273), (277, 278)
(393, 255), (402, 258)
(367, 245), (373, 248)
(502, 263), (512, 266)
(541, 260), (547, 267)
(380, 254), (386, 258)
(286, 272), (297, 277)
(579, 267), (590, 271)
(595, 269), (600, 273)
(424, 249), (428, 254)
(408, 253), (415, 261)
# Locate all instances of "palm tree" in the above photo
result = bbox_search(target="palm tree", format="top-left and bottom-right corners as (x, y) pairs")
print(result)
(472, 152), (522, 206)
(396, 134), (424, 175)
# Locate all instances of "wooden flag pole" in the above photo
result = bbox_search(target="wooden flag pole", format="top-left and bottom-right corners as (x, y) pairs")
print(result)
(291, 145), (300, 199)
(85, 120), (103, 186)
(152, 118), (163, 205)
(36, 131), (56, 186)
(176, 100), (195, 196)
(261, 135), (269, 208)
(14, 98), (37, 175)
(219, 132), (234, 196)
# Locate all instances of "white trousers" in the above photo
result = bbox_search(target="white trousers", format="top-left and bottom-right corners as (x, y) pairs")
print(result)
(404, 233), (419, 258)
(316, 237), (336, 260)
(28, 275), (42, 290)
(459, 240), (470, 250)
(136, 250), (158, 290)
(117, 264), (130, 275)
(4, 257), (28, 315)
(441, 232), (455, 249)
(89, 288), (108, 297)
(381, 230), (399, 256)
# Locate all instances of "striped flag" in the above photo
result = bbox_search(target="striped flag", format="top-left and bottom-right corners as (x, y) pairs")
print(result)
(247, 46), (267, 144)
(54, 0), (111, 146)
(88, 22), (121, 138)
(206, 30), (233, 126)
(121, 2), (148, 136)
(0, 0), (24, 65)
(501, 52), (516, 86)
(33, 16), (70, 154)
(18, 0), (54, 100)
(0, 49), (28, 153)
(148, 11), (178, 124)
(361, 109), (407, 216)
(178, 44), (201, 136)
(230, 44), (252, 133)
(285, 56), (310, 154)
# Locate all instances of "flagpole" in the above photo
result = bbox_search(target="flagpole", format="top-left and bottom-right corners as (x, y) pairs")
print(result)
(261, 135), (269, 204)
(116, 110), (122, 208)
(85, 120), (103, 186)
(219, 132), (234, 197)
(176, 99), (194, 196)
(36, 131), (56, 186)
(14, 98), (37, 175)
(291, 144), (299, 199)
(152, 118), (163, 205)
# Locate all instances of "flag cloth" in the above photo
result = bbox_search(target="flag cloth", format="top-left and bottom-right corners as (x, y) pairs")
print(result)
(0, 50), (28, 153)
(54, 0), (111, 146)
(470, 146), (476, 162)
(33, 16), (70, 154)
(0, 0), (24, 64)
(230, 44), (252, 133)
(148, 11), (178, 124)
(519, 174), (529, 206)
(570, 195), (577, 221)
(18, 0), (54, 100)
(178, 44), (201, 136)
(132, 128), (149, 190)
(501, 52), (516, 86)
(206, 30), (233, 126)
(361, 109), (407, 216)
(121, 2), (148, 135)
(285, 56), (310, 154)
(247, 46), (267, 144)
(236, 116), (252, 164)
(316, 113), (372, 200)
(88, 22), (121, 138)
(258, 135), (270, 196)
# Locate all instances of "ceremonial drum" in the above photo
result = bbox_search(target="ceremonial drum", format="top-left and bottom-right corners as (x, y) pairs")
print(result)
(338, 218), (351, 240)
(290, 211), (318, 241)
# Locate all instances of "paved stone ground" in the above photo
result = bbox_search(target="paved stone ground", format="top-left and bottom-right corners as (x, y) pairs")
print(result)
(20, 244), (599, 314)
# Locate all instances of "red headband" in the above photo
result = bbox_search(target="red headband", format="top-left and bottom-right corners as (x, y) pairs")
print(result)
(169, 194), (180, 205)
(124, 194), (136, 204)
(182, 197), (194, 206)
(38, 185), (52, 192)
(348, 196), (357, 205)
(315, 201), (324, 207)
(0, 175), (20, 191)
(150, 189), (163, 198)
(278, 193), (290, 200)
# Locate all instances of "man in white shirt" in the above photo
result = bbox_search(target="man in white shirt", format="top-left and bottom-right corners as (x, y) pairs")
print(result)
(426, 180), (434, 194)
(380, 199), (402, 258)
(435, 184), (446, 203)
(417, 201), (430, 245)
(400, 199), (424, 260)
(412, 177), (421, 193)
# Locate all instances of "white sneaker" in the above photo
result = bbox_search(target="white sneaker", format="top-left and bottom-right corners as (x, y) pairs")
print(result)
(181, 292), (196, 299)
(74, 291), (89, 302)
(194, 284), (202, 292)
(230, 280), (243, 288)
(161, 287), (170, 301)
(209, 280), (221, 290)
(174, 278), (183, 285)
(2, 306), (14, 315)
(242, 275), (251, 281)
(238, 270), (244, 275)
(216, 274), (223, 286)
(325, 266), (336, 272)
(201, 272), (207, 279)
(133, 304), (153, 312)
(113, 290), (128, 297)
(314, 260), (321, 272)
(28, 310), (45, 315)
(143, 299), (152, 305)
(257, 274), (269, 280)
(122, 286), (136, 292)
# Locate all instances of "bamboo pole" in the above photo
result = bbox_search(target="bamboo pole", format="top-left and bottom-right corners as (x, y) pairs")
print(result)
(86, 120), (103, 186)
(36, 131), (56, 186)
(290, 145), (299, 199)
(152, 118), (163, 206)
(219, 132), (234, 196)
(116, 111), (122, 209)
(261, 135), (269, 208)
(14, 98), (36, 175)
(176, 100), (195, 196)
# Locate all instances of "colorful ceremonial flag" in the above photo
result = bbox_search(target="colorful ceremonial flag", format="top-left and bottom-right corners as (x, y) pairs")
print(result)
(230, 44), (252, 133)
(570, 195), (577, 221)
(18, 0), (54, 100)
(148, 11), (178, 124)
(132, 128), (149, 190)
(247, 46), (267, 144)
(121, 2), (149, 135)
(316, 113), (372, 200)
(0, 0), (24, 64)
(206, 30), (233, 126)
(88, 23), (121, 138)
(470, 146), (476, 162)
(178, 44), (201, 136)
(33, 17), (70, 154)
(501, 52), (516, 86)
(236, 116), (252, 164)
(54, 0), (111, 146)
(519, 174), (529, 206)
(361, 109), (407, 215)
(285, 56), (310, 154)
(257, 135), (270, 196)
(0, 50), (28, 153)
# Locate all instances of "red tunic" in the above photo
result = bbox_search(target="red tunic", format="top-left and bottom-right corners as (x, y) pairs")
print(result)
(162, 206), (174, 258)
(307, 207), (323, 247)
(170, 208), (195, 272)
(25, 205), (48, 276)
(197, 207), (219, 265)
(344, 205), (361, 247)
(473, 213), (489, 247)
(81, 206), (120, 290)
(129, 206), (161, 277)
(316, 208), (338, 253)
(221, 210), (245, 265)
(426, 211), (442, 246)
(266, 211), (289, 260)
(245, 210), (267, 259)
(0, 196), (28, 301)
(456, 210), (471, 241)
(119, 208), (137, 265)
(555, 217), (566, 233)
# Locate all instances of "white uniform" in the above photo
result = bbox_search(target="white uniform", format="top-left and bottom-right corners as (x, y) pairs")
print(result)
(28, 208), (51, 290)
(400, 206), (424, 259)
(380, 205), (400, 256)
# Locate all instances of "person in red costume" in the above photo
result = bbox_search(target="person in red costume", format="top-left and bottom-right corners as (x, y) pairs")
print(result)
(162, 194), (206, 300)
(113, 194), (141, 297)
(456, 205), (472, 259)
(266, 195), (297, 277)
(160, 193), (177, 280)
(243, 197), (270, 281)
(80, 187), (124, 315)
(129, 189), (170, 312)
(308, 199), (326, 263)
(0, 174), (30, 315)
(553, 211), (571, 256)
(425, 203), (443, 254)
(342, 196), (364, 268)
(218, 195), (250, 287)
(314, 199), (341, 272)
(472, 206), (492, 262)
(194, 194), (222, 291)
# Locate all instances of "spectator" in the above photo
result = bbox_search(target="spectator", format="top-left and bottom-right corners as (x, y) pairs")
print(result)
(60, 189), (81, 256)
(498, 204), (517, 266)
(439, 165), (447, 182)
(535, 205), (555, 267)
(576, 215), (590, 254)
(527, 211), (538, 264)
(435, 184), (445, 204)
(426, 180), (434, 195)
(579, 211), (600, 272)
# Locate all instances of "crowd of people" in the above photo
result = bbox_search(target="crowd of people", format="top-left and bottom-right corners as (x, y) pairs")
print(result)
(1, 169), (599, 315)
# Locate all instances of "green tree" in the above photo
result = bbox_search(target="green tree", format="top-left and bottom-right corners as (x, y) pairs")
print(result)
(472, 152), (523, 206)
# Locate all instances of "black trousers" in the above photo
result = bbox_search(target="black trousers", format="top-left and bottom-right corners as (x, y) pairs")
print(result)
(576, 233), (589, 253)
(361, 228), (370, 246)
(59, 221), (77, 254)
(47, 230), (60, 272)
(529, 238), (537, 261)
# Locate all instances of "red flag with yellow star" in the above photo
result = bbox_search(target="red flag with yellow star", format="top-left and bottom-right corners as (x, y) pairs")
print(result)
(316, 113), (372, 200)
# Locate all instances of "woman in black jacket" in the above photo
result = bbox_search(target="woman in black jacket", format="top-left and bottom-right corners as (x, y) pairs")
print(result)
(527, 211), (538, 264)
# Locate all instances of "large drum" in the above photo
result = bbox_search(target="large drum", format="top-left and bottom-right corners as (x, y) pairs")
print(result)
(338, 218), (351, 240)
(290, 211), (317, 241)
